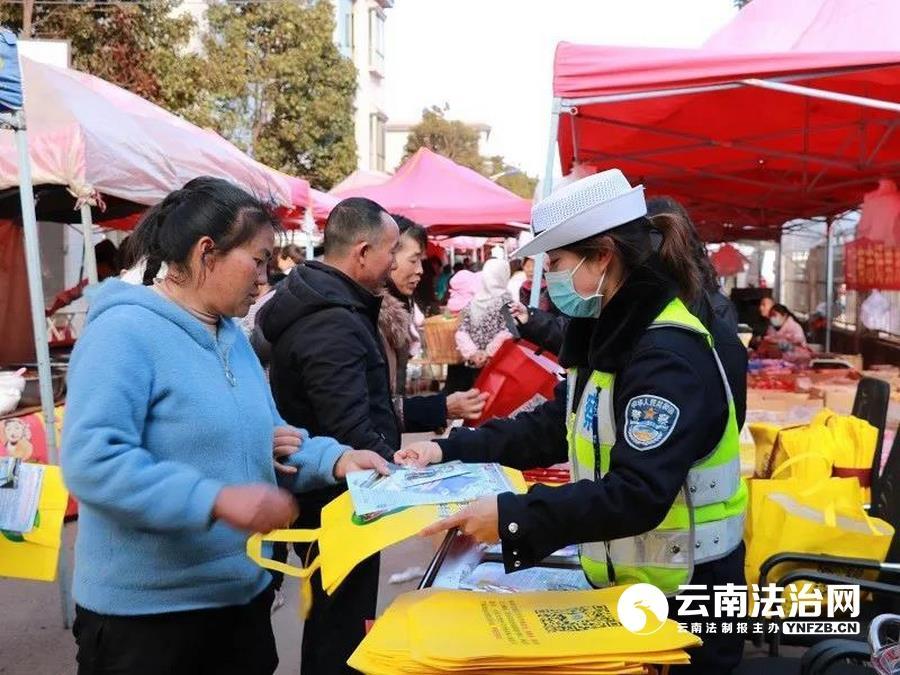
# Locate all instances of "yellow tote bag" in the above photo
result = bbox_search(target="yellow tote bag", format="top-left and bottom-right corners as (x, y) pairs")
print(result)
(749, 422), (782, 478)
(764, 410), (877, 505)
(745, 453), (864, 543)
(247, 467), (527, 615)
(767, 419), (835, 480)
(405, 587), (700, 664)
(744, 487), (893, 589)
(350, 587), (696, 674)
(824, 413), (877, 505)
(0, 464), (69, 582)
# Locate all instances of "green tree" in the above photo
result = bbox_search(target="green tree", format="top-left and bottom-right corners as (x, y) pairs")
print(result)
(200, 0), (357, 189)
(403, 106), (485, 173)
(405, 108), (538, 199)
(0, 1), (200, 115)
(487, 156), (538, 200)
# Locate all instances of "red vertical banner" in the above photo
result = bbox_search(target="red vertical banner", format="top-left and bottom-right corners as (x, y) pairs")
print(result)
(845, 239), (900, 291)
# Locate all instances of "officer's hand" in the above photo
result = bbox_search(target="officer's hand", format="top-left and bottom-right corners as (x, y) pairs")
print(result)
(419, 496), (500, 544)
(446, 389), (489, 420)
(508, 302), (529, 324)
(273, 426), (303, 475)
(334, 450), (391, 480)
(212, 484), (298, 534)
(393, 441), (443, 468)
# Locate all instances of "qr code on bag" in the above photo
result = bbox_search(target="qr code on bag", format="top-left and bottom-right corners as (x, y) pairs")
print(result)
(534, 604), (621, 632)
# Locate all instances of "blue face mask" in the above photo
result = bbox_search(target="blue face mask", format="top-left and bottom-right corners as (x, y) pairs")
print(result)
(546, 257), (606, 318)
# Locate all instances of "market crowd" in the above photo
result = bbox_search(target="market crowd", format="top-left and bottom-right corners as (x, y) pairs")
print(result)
(61, 170), (749, 675)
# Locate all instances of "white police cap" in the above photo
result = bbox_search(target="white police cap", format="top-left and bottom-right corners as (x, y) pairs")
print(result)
(515, 168), (646, 258)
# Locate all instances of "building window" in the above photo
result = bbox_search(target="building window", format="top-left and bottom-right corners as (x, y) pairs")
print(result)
(368, 7), (385, 76)
(369, 112), (387, 171)
(336, 0), (354, 58)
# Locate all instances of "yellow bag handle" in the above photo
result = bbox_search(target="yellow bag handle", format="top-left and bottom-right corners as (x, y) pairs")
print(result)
(247, 528), (321, 618)
(770, 451), (831, 480)
(821, 501), (888, 535)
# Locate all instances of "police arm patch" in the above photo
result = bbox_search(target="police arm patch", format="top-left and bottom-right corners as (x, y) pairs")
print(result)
(624, 395), (680, 451)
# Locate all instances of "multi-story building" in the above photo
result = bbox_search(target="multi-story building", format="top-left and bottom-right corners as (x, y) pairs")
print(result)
(333, 0), (392, 172)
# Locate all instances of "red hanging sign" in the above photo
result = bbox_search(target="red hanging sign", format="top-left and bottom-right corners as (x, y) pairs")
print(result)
(844, 238), (900, 291)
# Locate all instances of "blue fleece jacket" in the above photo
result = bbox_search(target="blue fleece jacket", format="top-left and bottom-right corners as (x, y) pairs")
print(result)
(61, 280), (347, 616)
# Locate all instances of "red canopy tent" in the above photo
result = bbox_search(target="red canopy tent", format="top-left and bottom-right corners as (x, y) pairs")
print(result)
(538, 0), (900, 345)
(548, 0), (900, 242)
(330, 147), (531, 237)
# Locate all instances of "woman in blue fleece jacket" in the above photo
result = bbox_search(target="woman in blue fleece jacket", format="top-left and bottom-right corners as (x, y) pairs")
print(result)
(61, 177), (388, 675)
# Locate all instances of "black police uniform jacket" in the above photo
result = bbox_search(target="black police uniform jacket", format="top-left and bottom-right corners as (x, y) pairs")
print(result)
(436, 258), (747, 580)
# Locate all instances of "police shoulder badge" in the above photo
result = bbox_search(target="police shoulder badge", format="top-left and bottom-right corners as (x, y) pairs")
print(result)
(624, 395), (679, 450)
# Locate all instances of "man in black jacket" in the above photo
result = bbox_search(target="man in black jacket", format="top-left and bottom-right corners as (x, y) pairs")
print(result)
(260, 197), (400, 674)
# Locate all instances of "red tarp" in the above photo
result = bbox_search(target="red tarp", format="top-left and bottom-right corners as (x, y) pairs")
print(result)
(552, 0), (900, 241)
(330, 148), (531, 237)
(0, 220), (36, 364)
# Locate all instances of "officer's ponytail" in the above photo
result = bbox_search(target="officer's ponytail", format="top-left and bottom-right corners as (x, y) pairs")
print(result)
(564, 213), (702, 305)
(648, 212), (703, 304)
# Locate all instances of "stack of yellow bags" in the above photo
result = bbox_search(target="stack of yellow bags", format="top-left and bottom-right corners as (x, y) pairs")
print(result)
(349, 587), (700, 674)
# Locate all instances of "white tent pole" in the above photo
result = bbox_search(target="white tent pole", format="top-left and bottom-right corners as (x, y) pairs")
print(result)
(12, 115), (73, 629)
(80, 203), (98, 285)
(302, 209), (315, 261)
(825, 217), (835, 352)
(742, 78), (900, 114)
(14, 125), (57, 462)
(774, 236), (783, 303)
(529, 99), (561, 308)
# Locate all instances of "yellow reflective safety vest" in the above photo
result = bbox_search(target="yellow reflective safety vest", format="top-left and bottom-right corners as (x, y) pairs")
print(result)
(566, 297), (748, 595)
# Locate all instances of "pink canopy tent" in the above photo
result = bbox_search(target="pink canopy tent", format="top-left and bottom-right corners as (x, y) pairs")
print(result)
(2, 57), (305, 214)
(704, 0), (900, 52)
(548, 0), (900, 242)
(310, 187), (339, 222)
(329, 168), (390, 194)
(330, 148), (531, 237)
(0, 56), (314, 282)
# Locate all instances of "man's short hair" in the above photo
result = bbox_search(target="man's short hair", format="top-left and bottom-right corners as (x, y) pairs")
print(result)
(324, 197), (390, 257)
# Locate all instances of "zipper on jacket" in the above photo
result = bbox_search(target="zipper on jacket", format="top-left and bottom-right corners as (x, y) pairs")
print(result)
(216, 341), (236, 386)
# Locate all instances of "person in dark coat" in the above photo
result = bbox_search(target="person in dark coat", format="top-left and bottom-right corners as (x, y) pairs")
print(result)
(379, 215), (487, 430)
(259, 197), (400, 675)
(397, 170), (748, 674)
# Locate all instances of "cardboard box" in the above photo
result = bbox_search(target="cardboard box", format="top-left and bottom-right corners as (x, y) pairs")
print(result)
(746, 389), (825, 426)
(747, 389), (824, 412)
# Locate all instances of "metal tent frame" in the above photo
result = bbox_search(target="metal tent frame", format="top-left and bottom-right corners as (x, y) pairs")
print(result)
(529, 73), (900, 353)
(1, 107), (74, 628)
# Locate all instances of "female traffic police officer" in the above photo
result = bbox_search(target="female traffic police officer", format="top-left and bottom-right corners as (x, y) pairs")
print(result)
(398, 169), (748, 674)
